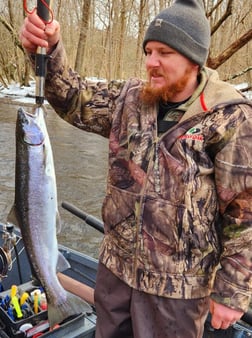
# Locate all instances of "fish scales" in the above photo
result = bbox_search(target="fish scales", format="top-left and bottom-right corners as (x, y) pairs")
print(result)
(8, 107), (91, 327)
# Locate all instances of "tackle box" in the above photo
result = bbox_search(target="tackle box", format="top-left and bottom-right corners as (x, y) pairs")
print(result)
(0, 281), (96, 338)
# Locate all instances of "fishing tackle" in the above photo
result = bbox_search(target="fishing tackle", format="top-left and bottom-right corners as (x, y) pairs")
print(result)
(0, 224), (16, 278)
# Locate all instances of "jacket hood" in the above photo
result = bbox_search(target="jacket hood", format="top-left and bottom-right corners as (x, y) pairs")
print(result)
(180, 67), (244, 123)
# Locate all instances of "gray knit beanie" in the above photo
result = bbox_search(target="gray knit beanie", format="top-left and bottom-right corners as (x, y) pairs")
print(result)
(143, 0), (210, 67)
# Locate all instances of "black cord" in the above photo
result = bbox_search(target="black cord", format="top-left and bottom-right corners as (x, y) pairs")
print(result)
(13, 244), (23, 284)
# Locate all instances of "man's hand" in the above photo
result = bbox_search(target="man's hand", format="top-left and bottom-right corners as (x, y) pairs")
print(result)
(209, 299), (244, 330)
(20, 11), (60, 54)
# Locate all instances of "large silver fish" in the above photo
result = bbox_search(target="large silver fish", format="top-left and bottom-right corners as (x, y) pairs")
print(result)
(8, 107), (91, 327)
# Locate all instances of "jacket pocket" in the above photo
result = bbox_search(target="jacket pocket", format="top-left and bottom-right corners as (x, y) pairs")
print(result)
(102, 185), (139, 243)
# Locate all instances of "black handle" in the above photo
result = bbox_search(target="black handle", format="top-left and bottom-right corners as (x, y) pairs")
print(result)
(35, 1), (51, 104)
(37, 0), (51, 22)
(61, 201), (105, 234)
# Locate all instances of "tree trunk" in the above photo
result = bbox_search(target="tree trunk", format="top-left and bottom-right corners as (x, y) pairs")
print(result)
(134, 0), (146, 77)
(115, 0), (126, 79)
(74, 0), (91, 77)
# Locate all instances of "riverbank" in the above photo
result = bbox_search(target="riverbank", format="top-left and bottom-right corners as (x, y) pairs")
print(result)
(1, 80), (251, 102)
(0, 81), (49, 106)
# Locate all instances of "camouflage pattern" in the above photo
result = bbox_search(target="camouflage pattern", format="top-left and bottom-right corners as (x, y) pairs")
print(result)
(42, 40), (252, 312)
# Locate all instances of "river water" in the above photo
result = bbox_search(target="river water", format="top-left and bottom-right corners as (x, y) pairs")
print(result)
(0, 99), (107, 259)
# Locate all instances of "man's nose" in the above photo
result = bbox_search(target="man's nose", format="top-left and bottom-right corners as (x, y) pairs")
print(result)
(146, 52), (160, 68)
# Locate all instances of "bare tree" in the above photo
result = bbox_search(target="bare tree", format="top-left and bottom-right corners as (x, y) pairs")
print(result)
(207, 0), (234, 35)
(0, 0), (251, 85)
(206, 0), (252, 73)
(115, 0), (126, 79)
(208, 29), (252, 69)
(134, 0), (147, 77)
(75, 0), (91, 76)
(0, 10), (26, 85)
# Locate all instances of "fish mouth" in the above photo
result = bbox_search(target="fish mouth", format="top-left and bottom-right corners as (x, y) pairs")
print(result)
(17, 108), (44, 146)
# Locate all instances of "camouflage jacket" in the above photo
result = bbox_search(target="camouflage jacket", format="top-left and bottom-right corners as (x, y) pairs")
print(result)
(43, 40), (252, 312)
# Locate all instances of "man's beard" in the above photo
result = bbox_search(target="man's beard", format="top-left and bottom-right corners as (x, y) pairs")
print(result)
(140, 68), (192, 105)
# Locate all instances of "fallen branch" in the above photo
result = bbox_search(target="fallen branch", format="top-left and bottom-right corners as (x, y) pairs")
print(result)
(207, 29), (252, 69)
(224, 66), (252, 81)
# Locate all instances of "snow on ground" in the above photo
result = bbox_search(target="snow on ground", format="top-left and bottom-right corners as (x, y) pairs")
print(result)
(0, 81), (48, 105)
(235, 83), (252, 100)
(0, 80), (251, 103)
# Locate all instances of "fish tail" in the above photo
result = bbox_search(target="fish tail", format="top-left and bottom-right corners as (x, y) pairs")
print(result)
(47, 292), (92, 328)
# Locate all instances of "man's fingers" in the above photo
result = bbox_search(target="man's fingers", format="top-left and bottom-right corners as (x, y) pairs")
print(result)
(27, 10), (46, 29)
(209, 299), (242, 330)
(20, 12), (50, 52)
(211, 315), (222, 329)
(21, 27), (48, 50)
(211, 316), (236, 330)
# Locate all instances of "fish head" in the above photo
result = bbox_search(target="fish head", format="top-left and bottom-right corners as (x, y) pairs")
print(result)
(17, 108), (44, 146)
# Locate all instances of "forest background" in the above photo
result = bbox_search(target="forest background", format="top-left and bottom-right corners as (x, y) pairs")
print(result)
(0, 0), (251, 90)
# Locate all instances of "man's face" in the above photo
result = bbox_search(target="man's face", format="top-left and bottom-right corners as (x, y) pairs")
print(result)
(142, 41), (199, 103)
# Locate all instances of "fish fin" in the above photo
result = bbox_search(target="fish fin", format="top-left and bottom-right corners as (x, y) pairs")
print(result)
(56, 210), (61, 234)
(7, 205), (20, 229)
(56, 251), (71, 272)
(47, 291), (92, 328)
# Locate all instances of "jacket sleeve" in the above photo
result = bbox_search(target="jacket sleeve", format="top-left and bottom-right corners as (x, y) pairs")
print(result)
(211, 102), (252, 312)
(42, 39), (125, 138)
